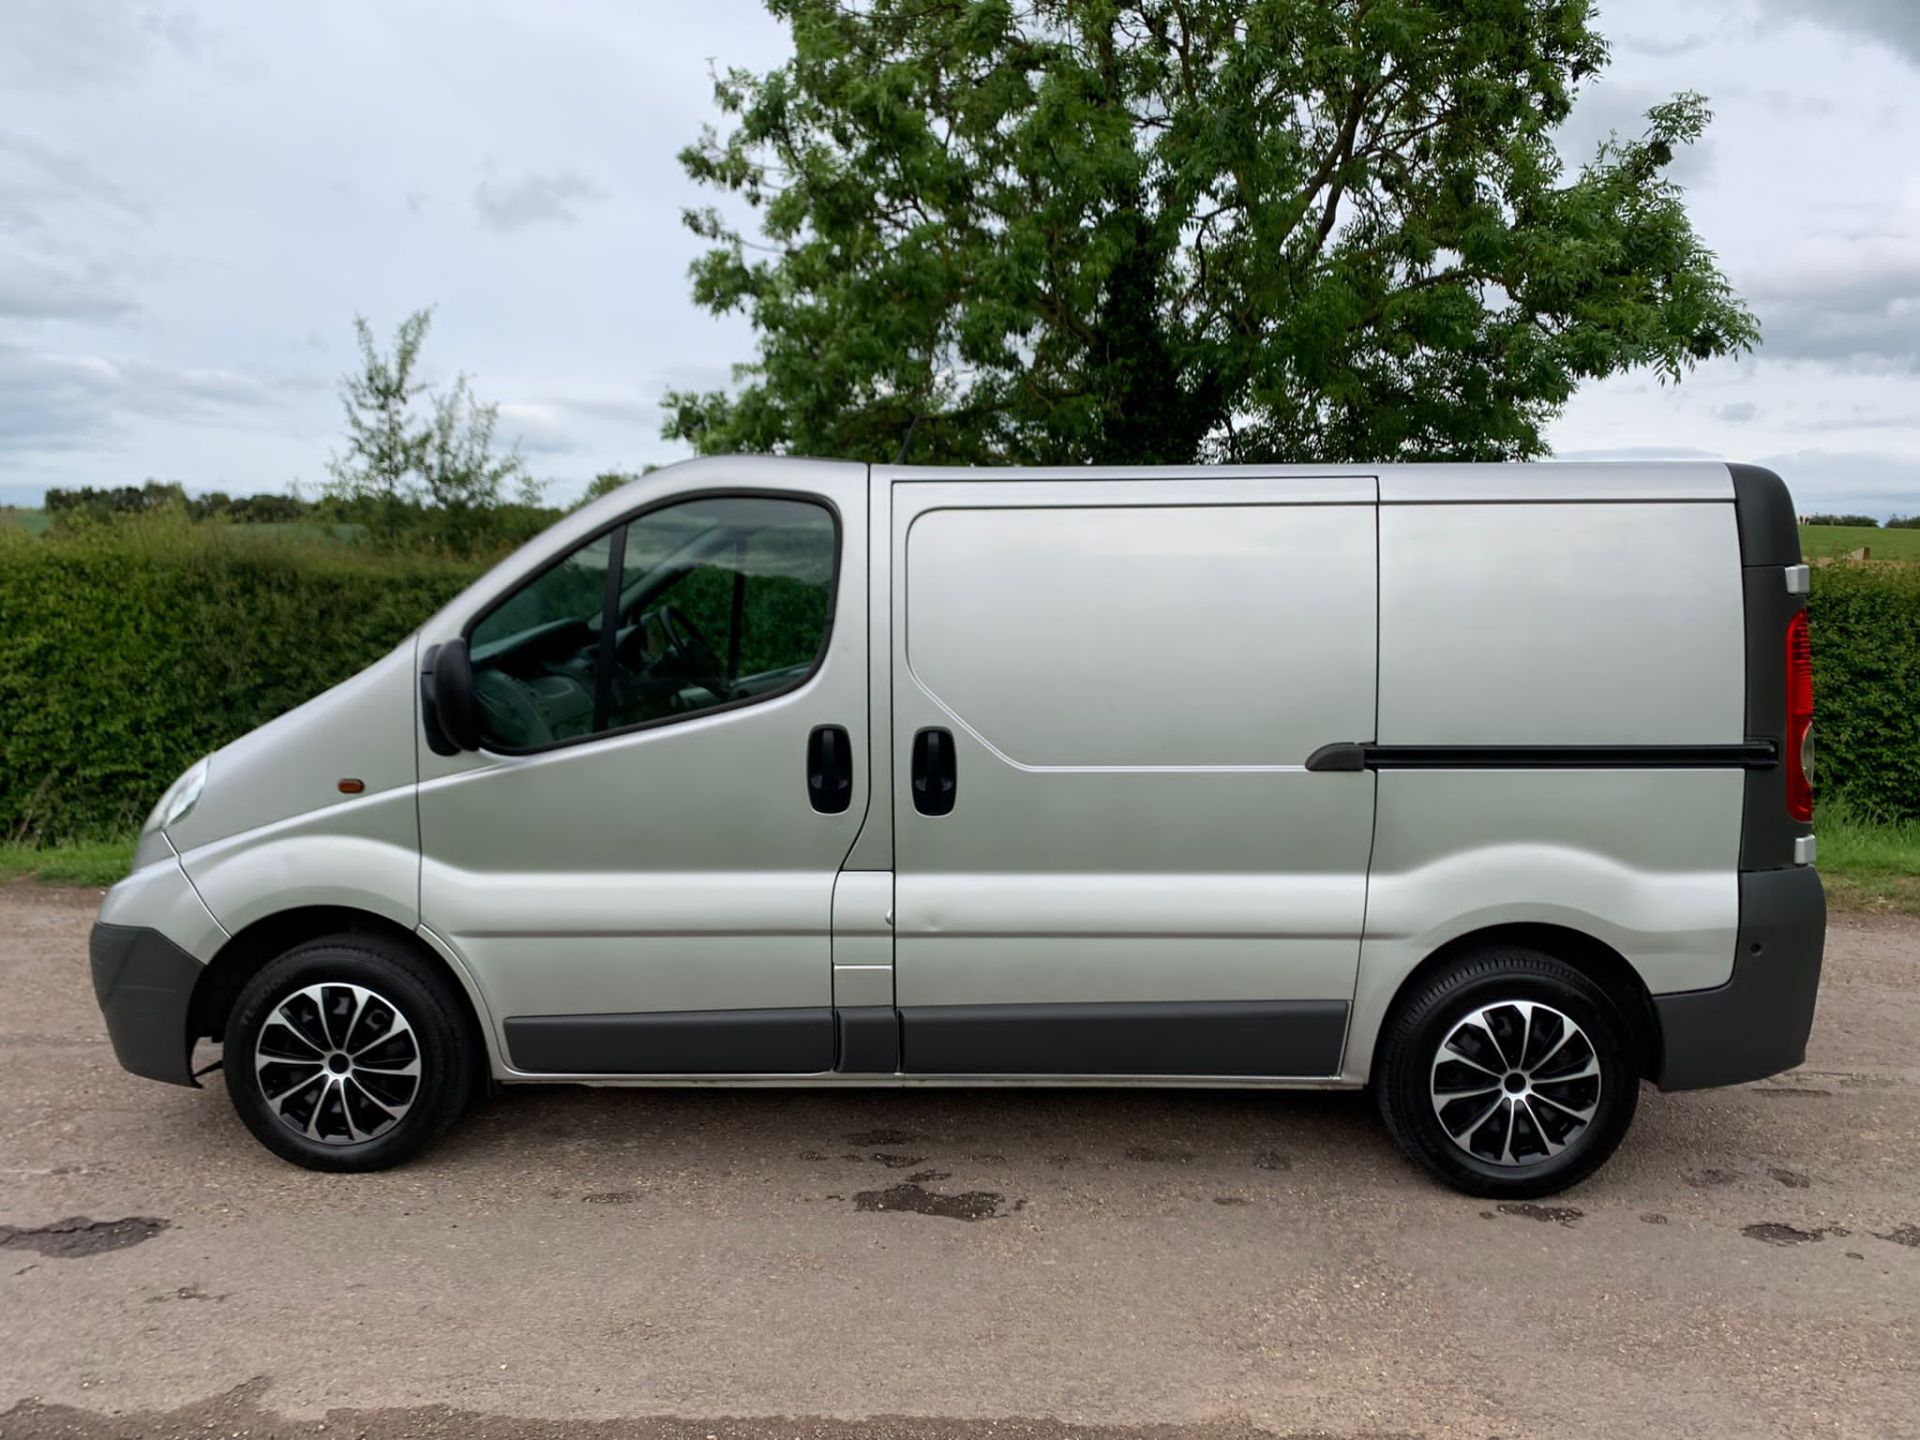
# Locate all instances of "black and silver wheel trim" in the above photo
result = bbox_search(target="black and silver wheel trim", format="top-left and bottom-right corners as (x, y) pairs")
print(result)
(253, 982), (421, 1145)
(1430, 1000), (1601, 1167)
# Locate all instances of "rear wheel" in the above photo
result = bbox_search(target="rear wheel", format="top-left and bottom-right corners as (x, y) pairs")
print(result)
(223, 934), (475, 1172)
(1375, 945), (1640, 1198)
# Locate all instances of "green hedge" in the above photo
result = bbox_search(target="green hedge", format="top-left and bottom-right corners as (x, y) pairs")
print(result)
(3, 521), (1917, 840)
(0, 522), (480, 841)
(1807, 563), (1920, 822)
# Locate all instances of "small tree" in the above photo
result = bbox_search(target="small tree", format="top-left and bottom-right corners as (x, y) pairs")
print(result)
(327, 308), (531, 549)
(421, 374), (533, 550)
(329, 311), (433, 539)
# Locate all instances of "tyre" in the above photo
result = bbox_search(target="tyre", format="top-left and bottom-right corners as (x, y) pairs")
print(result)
(1375, 945), (1640, 1198)
(223, 934), (476, 1172)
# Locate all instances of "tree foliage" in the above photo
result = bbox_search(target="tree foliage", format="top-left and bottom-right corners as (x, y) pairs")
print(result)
(667, 0), (1758, 466)
(328, 308), (537, 546)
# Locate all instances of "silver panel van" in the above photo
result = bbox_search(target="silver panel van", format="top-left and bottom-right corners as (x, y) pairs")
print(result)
(90, 459), (1824, 1196)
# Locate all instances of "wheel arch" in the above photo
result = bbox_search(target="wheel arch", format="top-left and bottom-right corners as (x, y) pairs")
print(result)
(189, 906), (489, 1076)
(1380, 922), (1663, 1079)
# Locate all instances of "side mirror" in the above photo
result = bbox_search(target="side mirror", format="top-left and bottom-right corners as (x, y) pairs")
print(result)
(421, 640), (482, 755)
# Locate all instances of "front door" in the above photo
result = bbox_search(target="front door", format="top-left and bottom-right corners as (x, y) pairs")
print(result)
(889, 474), (1379, 1076)
(417, 465), (869, 1074)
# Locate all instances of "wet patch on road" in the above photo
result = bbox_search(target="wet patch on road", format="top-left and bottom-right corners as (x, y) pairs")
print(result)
(1251, 1151), (1291, 1171)
(1496, 1202), (1582, 1227)
(1641, 1212), (1669, 1225)
(1875, 1224), (1920, 1247)
(0, 1216), (168, 1259)
(853, 1182), (1007, 1222)
(1754, 1087), (1832, 1099)
(907, 1170), (952, 1184)
(1768, 1167), (1811, 1189)
(581, 1191), (642, 1205)
(1213, 1196), (1251, 1206)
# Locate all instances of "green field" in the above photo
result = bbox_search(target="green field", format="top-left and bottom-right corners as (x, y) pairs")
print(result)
(0, 507), (49, 536)
(1800, 524), (1920, 561)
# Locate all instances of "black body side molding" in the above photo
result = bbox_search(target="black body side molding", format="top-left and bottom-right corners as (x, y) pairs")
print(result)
(899, 1000), (1349, 1077)
(504, 1007), (835, 1074)
(1306, 742), (1779, 772)
(835, 1006), (901, 1073)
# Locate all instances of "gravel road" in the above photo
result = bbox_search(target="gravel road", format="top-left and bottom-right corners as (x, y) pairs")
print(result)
(2, 883), (1916, 1440)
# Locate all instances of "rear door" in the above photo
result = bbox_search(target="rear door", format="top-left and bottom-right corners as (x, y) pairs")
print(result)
(889, 474), (1378, 1076)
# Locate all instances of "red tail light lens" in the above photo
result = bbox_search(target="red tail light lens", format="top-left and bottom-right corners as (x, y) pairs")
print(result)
(1785, 609), (1814, 822)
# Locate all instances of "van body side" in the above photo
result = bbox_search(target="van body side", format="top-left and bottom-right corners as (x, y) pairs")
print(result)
(89, 457), (1824, 1191)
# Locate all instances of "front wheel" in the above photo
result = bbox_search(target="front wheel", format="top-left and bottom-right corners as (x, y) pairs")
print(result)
(223, 934), (476, 1172)
(1375, 946), (1640, 1198)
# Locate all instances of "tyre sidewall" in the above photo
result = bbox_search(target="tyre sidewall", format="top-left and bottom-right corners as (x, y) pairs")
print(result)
(1384, 955), (1639, 1199)
(224, 940), (472, 1172)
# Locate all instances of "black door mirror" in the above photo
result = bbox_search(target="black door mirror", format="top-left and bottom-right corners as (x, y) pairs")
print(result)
(421, 640), (482, 755)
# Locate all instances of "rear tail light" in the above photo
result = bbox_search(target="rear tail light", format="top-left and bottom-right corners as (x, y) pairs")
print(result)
(1785, 609), (1814, 822)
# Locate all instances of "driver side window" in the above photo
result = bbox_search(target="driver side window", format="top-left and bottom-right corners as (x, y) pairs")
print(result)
(465, 494), (837, 752)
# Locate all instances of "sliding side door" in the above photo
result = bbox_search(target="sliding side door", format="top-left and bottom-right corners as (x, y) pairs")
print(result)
(889, 475), (1378, 1077)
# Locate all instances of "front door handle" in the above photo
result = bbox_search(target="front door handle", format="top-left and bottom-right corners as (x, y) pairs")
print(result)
(807, 725), (853, 814)
(911, 726), (956, 816)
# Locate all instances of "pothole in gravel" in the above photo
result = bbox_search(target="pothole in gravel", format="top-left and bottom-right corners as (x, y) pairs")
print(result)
(1496, 1202), (1583, 1227)
(0, 1216), (169, 1258)
(853, 1182), (1006, 1221)
(1742, 1222), (1847, 1246)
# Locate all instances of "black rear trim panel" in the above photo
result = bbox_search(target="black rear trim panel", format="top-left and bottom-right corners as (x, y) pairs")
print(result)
(1728, 463), (1803, 568)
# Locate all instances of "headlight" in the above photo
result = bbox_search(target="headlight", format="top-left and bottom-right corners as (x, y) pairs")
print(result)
(146, 758), (209, 833)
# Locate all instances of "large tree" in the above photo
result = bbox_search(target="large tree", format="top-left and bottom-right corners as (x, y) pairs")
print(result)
(666, 0), (1757, 466)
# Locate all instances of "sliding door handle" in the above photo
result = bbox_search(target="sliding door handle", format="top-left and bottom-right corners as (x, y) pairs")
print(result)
(911, 726), (956, 816)
(807, 724), (853, 814)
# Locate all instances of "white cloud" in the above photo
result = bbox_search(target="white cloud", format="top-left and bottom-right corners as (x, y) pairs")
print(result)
(472, 170), (605, 232)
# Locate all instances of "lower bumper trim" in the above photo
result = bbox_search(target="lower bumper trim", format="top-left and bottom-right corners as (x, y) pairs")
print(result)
(90, 922), (204, 1088)
(1654, 866), (1825, 1091)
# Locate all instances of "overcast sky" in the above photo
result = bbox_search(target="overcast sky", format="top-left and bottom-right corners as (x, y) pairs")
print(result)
(3, 0), (1917, 513)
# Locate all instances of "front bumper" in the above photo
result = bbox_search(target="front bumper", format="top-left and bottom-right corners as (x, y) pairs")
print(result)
(1654, 866), (1826, 1091)
(90, 922), (204, 1087)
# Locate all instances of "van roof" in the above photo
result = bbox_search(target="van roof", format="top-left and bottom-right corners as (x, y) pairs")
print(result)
(642, 454), (1742, 504)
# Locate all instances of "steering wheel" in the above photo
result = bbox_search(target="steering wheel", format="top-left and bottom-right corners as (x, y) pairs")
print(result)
(657, 605), (730, 700)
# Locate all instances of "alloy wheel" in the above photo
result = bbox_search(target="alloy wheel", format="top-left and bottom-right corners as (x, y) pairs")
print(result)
(253, 982), (422, 1145)
(1429, 999), (1602, 1167)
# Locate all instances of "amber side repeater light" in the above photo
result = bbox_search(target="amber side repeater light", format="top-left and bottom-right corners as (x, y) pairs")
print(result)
(337, 778), (366, 795)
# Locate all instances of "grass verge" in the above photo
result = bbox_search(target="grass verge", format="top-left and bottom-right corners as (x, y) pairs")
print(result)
(0, 836), (137, 888)
(1815, 802), (1920, 915)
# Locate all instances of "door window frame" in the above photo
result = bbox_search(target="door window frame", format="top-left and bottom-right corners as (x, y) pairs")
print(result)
(460, 487), (843, 756)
